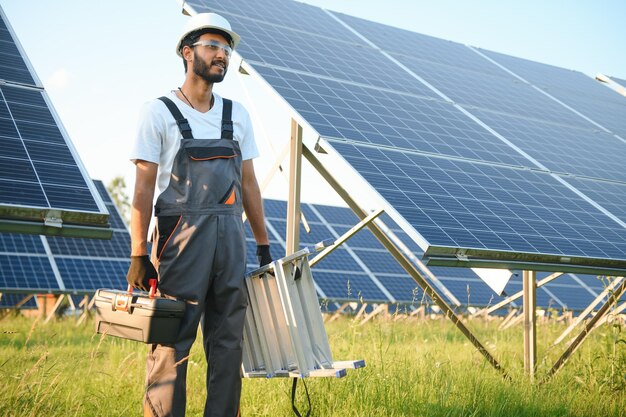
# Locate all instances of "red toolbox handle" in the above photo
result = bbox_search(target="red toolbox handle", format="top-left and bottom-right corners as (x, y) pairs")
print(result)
(126, 279), (157, 298)
(118, 279), (157, 312)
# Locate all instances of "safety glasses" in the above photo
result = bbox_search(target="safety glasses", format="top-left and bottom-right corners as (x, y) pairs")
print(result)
(192, 39), (232, 57)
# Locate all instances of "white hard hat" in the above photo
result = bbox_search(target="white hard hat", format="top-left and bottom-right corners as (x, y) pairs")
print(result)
(176, 13), (241, 57)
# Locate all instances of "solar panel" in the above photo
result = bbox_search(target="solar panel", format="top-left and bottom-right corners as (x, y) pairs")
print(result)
(478, 49), (626, 140)
(0, 10), (36, 87)
(0, 6), (110, 238)
(0, 180), (128, 294)
(184, 0), (626, 275)
(329, 142), (626, 259)
(0, 293), (37, 309)
(254, 65), (529, 166)
(469, 109), (626, 183)
(250, 198), (610, 311)
(218, 13), (439, 98)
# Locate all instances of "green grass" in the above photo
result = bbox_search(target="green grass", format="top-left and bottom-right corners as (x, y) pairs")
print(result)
(1, 313), (625, 416)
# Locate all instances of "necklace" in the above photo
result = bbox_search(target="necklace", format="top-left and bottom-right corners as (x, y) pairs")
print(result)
(177, 87), (215, 111)
(178, 87), (195, 110)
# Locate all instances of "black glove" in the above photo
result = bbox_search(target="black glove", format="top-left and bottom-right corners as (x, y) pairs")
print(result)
(126, 255), (158, 291)
(256, 244), (272, 267)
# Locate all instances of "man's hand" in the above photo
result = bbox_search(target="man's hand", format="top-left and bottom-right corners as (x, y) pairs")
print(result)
(256, 245), (272, 267)
(126, 255), (158, 291)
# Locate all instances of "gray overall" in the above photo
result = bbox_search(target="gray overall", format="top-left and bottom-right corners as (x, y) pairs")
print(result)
(145, 97), (246, 417)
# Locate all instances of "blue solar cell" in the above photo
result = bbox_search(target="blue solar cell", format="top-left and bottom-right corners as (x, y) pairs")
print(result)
(105, 206), (127, 230)
(332, 226), (381, 250)
(93, 180), (128, 230)
(255, 64), (531, 166)
(312, 271), (388, 302)
(386, 54), (592, 130)
(211, 13), (439, 98)
(470, 109), (626, 182)
(0, 233), (44, 253)
(26, 141), (76, 164)
(331, 12), (505, 77)
(0, 254), (58, 290)
(376, 275), (424, 304)
(186, 0), (368, 47)
(55, 258), (128, 292)
(47, 231), (130, 258)
(358, 250), (406, 275)
(0, 179), (47, 206)
(42, 184), (99, 211)
(438, 278), (496, 307)
(307, 204), (360, 226)
(34, 161), (89, 188)
(0, 17), (36, 86)
(563, 177), (626, 225)
(329, 141), (626, 261)
(480, 49), (626, 106)
(0, 156), (37, 182)
(313, 247), (362, 272)
(480, 49), (626, 140)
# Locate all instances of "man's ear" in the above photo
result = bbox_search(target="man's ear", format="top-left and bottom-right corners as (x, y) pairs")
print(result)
(182, 45), (193, 62)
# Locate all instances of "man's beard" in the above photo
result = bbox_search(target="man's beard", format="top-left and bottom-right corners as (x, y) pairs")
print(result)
(193, 50), (227, 83)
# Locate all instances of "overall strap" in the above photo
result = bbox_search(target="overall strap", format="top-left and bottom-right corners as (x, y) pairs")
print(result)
(158, 96), (194, 139)
(221, 98), (233, 140)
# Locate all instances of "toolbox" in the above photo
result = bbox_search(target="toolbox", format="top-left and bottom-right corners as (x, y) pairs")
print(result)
(95, 280), (185, 344)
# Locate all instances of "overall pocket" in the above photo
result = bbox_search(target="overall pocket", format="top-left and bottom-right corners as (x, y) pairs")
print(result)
(156, 215), (182, 260)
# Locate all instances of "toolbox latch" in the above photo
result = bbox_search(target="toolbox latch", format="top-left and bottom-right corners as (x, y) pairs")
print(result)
(113, 293), (132, 313)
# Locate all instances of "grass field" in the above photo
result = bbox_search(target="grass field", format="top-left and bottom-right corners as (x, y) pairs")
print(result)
(1, 313), (625, 416)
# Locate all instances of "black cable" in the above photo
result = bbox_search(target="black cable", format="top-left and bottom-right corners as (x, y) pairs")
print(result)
(291, 377), (311, 417)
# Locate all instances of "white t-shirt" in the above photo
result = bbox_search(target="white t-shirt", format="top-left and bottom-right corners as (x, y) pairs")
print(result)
(130, 91), (259, 194)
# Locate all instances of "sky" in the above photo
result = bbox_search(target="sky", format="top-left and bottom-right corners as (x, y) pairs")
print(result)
(1, 0), (625, 206)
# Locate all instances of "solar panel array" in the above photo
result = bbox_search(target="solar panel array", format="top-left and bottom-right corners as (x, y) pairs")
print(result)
(0, 180), (128, 294)
(245, 198), (611, 311)
(0, 7), (109, 233)
(0, 189), (611, 312)
(185, 0), (626, 274)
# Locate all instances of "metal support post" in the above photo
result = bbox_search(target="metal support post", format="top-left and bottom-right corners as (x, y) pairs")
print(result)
(523, 270), (537, 379)
(592, 301), (626, 328)
(303, 145), (507, 377)
(44, 294), (66, 324)
(482, 272), (562, 315)
(544, 278), (626, 381)
(246, 142), (311, 233)
(553, 276), (624, 345)
(310, 208), (384, 267)
(286, 119), (303, 255)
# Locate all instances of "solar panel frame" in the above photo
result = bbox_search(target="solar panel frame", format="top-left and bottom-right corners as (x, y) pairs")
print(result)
(477, 48), (626, 140)
(184, 0), (626, 275)
(253, 64), (532, 167)
(0, 6), (111, 237)
(0, 180), (128, 294)
(0, 6), (38, 88)
(321, 140), (626, 273)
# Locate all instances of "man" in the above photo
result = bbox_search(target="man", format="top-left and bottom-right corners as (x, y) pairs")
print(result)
(127, 12), (272, 417)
